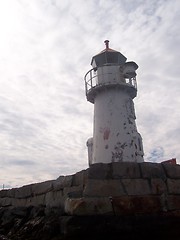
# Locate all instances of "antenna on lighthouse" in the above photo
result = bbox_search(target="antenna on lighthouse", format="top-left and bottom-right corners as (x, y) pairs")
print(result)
(85, 41), (144, 165)
(104, 40), (109, 49)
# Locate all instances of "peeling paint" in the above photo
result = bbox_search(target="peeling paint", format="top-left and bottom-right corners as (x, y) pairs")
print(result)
(103, 128), (110, 140)
(111, 142), (127, 162)
(130, 140), (134, 146)
(128, 118), (133, 124)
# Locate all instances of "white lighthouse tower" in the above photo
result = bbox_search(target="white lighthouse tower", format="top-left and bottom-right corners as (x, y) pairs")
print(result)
(85, 40), (144, 165)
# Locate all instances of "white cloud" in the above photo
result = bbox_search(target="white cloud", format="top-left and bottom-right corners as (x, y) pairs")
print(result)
(0, 0), (180, 188)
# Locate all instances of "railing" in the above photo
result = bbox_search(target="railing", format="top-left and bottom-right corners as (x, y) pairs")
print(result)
(84, 68), (137, 96)
(84, 68), (97, 94)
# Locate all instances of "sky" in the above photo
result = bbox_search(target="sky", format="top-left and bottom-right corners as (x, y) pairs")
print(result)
(0, 0), (180, 189)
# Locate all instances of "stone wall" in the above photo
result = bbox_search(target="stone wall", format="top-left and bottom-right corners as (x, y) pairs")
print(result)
(0, 172), (85, 213)
(0, 162), (180, 217)
(0, 162), (180, 239)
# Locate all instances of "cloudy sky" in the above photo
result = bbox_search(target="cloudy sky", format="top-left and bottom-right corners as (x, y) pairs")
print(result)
(0, 0), (180, 189)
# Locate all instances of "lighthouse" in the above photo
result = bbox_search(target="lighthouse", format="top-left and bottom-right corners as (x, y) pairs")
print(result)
(85, 40), (144, 165)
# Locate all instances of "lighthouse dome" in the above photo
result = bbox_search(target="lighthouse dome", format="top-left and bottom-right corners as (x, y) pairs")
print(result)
(91, 40), (127, 68)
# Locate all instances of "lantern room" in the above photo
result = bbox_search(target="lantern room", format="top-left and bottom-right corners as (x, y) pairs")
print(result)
(91, 40), (127, 68)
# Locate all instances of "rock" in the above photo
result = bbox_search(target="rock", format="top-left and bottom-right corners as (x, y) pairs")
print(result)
(150, 178), (167, 195)
(112, 162), (141, 179)
(167, 179), (180, 194)
(72, 170), (88, 186)
(31, 181), (53, 196)
(63, 185), (84, 198)
(65, 197), (113, 215)
(140, 162), (166, 179)
(1, 162), (180, 239)
(10, 207), (27, 218)
(88, 163), (111, 179)
(14, 185), (34, 199)
(0, 235), (10, 240)
(121, 179), (151, 195)
(111, 195), (162, 215)
(162, 163), (180, 179)
(26, 194), (45, 207)
(167, 195), (180, 211)
(0, 198), (12, 207)
(53, 176), (65, 191)
(53, 175), (73, 191)
(83, 179), (125, 197)
(0, 191), (8, 198)
(45, 191), (63, 208)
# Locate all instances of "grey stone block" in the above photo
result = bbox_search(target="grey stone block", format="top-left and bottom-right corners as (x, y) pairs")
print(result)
(83, 179), (125, 197)
(53, 176), (65, 191)
(140, 162), (166, 179)
(10, 207), (27, 217)
(26, 194), (45, 207)
(45, 190), (63, 208)
(11, 198), (27, 207)
(15, 184), (34, 199)
(0, 189), (8, 198)
(54, 175), (73, 190)
(150, 178), (167, 195)
(122, 179), (151, 195)
(32, 180), (53, 195)
(7, 188), (16, 198)
(112, 162), (141, 179)
(72, 170), (88, 186)
(0, 197), (12, 207)
(65, 197), (113, 215)
(63, 185), (84, 198)
(162, 163), (180, 179)
(65, 195), (162, 216)
(88, 163), (111, 179)
(167, 195), (180, 210)
(112, 195), (162, 215)
(167, 179), (180, 194)
(63, 175), (73, 188)
(39, 175), (73, 192)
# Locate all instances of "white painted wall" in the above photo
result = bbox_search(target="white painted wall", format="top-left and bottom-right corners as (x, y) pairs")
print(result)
(86, 65), (144, 164)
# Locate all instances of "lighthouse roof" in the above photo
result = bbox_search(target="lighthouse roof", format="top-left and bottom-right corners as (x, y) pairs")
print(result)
(91, 40), (127, 68)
